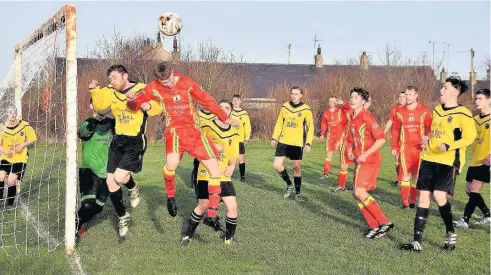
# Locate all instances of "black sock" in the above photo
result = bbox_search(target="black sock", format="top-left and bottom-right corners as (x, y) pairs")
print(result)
(439, 202), (455, 233)
(125, 175), (136, 190)
(0, 180), (4, 199)
(413, 207), (429, 243)
(109, 188), (126, 217)
(185, 211), (203, 237)
(7, 185), (16, 206)
(225, 216), (237, 240)
(278, 169), (292, 186)
(463, 193), (479, 223)
(77, 201), (103, 231)
(473, 192), (490, 217)
(239, 163), (245, 178)
(294, 177), (302, 195)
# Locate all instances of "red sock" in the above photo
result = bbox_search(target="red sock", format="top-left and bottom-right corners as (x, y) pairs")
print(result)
(207, 177), (221, 218)
(163, 166), (176, 198)
(364, 196), (390, 225)
(358, 201), (379, 228)
(338, 170), (347, 189)
(323, 158), (332, 175)
(410, 184), (418, 204)
(400, 180), (410, 206)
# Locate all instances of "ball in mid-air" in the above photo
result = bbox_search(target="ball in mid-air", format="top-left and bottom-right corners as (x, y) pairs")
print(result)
(158, 12), (183, 36)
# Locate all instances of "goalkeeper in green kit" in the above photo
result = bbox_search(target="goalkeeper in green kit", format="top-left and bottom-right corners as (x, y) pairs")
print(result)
(76, 101), (118, 237)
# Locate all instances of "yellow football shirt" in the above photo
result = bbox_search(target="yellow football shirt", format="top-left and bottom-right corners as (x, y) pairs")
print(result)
(469, 113), (490, 167)
(197, 121), (239, 182)
(231, 108), (251, 142)
(0, 120), (37, 163)
(272, 102), (314, 147)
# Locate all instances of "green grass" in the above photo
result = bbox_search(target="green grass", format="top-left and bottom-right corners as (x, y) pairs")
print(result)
(0, 141), (489, 274)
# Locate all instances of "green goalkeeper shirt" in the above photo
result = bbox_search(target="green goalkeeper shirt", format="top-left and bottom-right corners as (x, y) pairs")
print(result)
(78, 117), (115, 178)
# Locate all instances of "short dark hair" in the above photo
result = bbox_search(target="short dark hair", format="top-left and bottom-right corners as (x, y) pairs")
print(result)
(106, 64), (128, 77)
(291, 85), (303, 94)
(445, 76), (468, 95)
(406, 85), (418, 92)
(219, 99), (233, 109)
(154, 62), (173, 80)
(476, 88), (490, 98)
(232, 94), (241, 99)
(350, 87), (369, 101)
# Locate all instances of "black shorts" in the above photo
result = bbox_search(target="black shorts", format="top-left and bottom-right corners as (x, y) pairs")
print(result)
(107, 135), (146, 174)
(0, 160), (27, 181)
(417, 160), (457, 196)
(274, 142), (303, 160)
(239, 142), (245, 155)
(79, 168), (109, 205)
(196, 180), (236, 200)
(466, 165), (490, 184)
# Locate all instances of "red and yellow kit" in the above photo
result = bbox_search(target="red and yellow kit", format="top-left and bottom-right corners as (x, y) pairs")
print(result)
(129, 73), (228, 160)
(339, 103), (354, 165)
(391, 104), (432, 176)
(347, 109), (384, 190)
(320, 107), (346, 151)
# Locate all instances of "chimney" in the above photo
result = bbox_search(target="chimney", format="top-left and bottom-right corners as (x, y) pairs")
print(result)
(156, 32), (162, 48)
(360, 51), (369, 70)
(314, 45), (323, 68)
(440, 67), (447, 84)
(172, 36), (180, 61)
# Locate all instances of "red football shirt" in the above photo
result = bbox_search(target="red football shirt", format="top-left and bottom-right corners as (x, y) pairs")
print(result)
(320, 107), (346, 139)
(391, 103), (432, 150)
(388, 104), (403, 122)
(128, 73), (228, 129)
(347, 109), (385, 166)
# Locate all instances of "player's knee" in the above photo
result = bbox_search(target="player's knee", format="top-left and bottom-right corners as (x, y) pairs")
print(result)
(0, 172), (6, 182)
(226, 202), (238, 217)
(7, 177), (17, 186)
(197, 199), (209, 210)
(292, 163), (301, 174)
(113, 172), (129, 185)
(433, 192), (448, 206)
(273, 162), (283, 172)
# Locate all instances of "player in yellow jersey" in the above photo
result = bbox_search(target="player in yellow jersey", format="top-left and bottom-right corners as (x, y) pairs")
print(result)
(402, 76), (476, 252)
(454, 88), (491, 228)
(181, 100), (239, 246)
(231, 94), (251, 182)
(272, 86), (314, 201)
(0, 108), (37, 206)
(89, 64), (162, 237)
(190, 108), (217, 189)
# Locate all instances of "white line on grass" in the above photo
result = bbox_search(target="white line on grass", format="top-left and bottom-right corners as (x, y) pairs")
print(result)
(18, 198), (86, 275)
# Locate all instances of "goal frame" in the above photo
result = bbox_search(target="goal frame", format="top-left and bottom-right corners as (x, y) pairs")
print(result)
(13, 5), (78, 254)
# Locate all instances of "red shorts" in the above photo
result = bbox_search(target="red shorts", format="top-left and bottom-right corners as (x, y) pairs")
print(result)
(325, 134), (341, 152)
(399, 145), (422, 176)
(165, 127), (217, 161)
(354, 164), (380, 191)
(339, 141), (354, 166)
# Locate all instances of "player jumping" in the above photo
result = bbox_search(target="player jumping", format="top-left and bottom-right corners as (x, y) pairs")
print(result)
(126, 62), (237, 219)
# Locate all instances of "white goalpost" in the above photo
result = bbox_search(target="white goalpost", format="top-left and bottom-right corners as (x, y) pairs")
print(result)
(0, 5), (77, 255)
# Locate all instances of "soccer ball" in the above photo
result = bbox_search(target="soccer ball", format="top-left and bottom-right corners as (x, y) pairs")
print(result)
(158, 12), (183, 36)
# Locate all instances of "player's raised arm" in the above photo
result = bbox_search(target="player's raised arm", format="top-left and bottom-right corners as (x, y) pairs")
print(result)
(78, 118), (98, 140)
(320, 109), (328, 138)
(190, 82), (228, 123)
(126, 84), (154, 111)
(305, 109), (314, 147)
(272, 107), (285, 142)
(391, 113), (402, 151)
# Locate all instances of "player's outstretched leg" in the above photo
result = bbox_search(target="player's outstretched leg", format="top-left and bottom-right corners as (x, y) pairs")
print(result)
(292, 160), (304, 201)
(181, 195), (208, 246)
(107, 173), (130, 237)
(321, 156), (332, 180)
(221, 182), (238, 245)
(401, 191), (430, 251)
(163, 165), (178, 217)
(124, 175), (140, 208)
(77, 199), (103, 237)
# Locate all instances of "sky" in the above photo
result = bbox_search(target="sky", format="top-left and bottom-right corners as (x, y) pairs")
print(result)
(1, 1), (490, 82)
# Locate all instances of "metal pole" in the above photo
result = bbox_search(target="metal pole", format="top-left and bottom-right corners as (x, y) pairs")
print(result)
(64, 4), (78, 255)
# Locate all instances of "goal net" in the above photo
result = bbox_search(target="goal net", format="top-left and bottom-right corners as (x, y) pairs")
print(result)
(0, 5), (77, 255)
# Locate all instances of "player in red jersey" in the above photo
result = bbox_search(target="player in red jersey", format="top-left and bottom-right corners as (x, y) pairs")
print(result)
(347, 87), (394, 238)
(392, 86), (432, 208)
(334, 97), (371, 192)
(384, 91), (406, 186)
(127, 62), (237, 218)
(319, 96), (347, 179)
